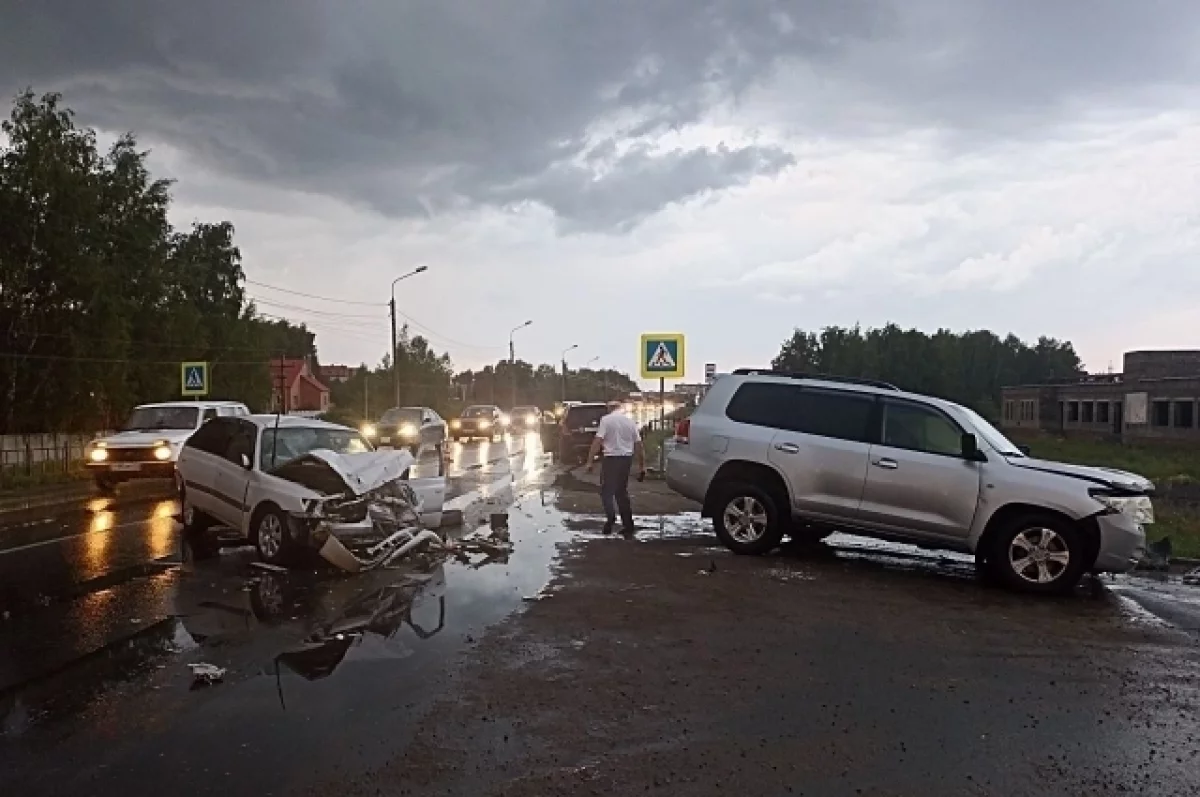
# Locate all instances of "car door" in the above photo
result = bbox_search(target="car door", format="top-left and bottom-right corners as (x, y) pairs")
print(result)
(766, 386), (875, 523)
(856, 399), (983, 541)
(211, 419), (258, 529)
(178, 418), (236, 519)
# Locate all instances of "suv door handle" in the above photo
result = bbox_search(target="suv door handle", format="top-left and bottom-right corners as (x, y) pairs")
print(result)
(872, 458), (899, 470)
(774, 442), (800, 454)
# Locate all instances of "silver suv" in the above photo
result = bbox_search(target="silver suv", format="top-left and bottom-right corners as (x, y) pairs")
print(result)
(666, 370), (1154, 594)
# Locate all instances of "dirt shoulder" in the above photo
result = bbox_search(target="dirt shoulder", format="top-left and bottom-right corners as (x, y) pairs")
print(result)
(329, 502), (1199, 797)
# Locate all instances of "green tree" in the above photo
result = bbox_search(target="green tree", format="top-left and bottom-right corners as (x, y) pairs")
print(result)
(771, 324), (1085, 419)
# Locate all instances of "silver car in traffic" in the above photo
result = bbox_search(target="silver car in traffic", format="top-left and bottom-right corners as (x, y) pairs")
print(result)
(666, 370), (1152, 594)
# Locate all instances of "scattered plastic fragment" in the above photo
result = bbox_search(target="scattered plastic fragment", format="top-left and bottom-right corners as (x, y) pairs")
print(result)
(189, 662), (226, 687)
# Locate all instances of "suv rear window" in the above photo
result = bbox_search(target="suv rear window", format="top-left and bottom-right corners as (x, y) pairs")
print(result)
(564, 405), (606, 429)
(725, 382), (874, 443)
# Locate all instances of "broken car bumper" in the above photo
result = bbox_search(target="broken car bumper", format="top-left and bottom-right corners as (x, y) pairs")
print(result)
(1092, 511), (1148, 573)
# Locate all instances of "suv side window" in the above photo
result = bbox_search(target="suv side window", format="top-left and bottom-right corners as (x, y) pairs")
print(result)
(186, 417), (235, 455)
(726, 383), (874, 443)
(881, 401), (962, 456)
(201, 407), (219, 423)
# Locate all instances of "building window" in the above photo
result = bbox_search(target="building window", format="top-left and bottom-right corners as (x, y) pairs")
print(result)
(1068, 402), (1080, 422)
(1097, 402), (1110, 424)
(1174, 401), (1195, 429)
(1004, 400), (1014, 421)
(1081, 402), (1094, 423)
(1019, 399), (1035, 421)
(1152, 400), (1171, 427)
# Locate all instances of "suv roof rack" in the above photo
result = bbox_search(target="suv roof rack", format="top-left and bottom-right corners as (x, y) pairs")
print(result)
(730, 369), (899, 391)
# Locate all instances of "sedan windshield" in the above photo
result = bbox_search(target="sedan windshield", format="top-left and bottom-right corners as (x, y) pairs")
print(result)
(122, 406), (199, 431)
(462, 406), (493, 417)
(380, 408), (422, 425)
(958, 406), (1025, 456)
(260, 427), (372, 470)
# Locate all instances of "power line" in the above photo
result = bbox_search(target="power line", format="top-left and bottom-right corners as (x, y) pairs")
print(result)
(250, 297), (386, 320)
(244, 279), (384, 307)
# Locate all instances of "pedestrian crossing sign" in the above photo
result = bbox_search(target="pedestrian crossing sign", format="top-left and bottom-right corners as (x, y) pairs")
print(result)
(640, 333), (685, 379)
(181, 361), (209, 396)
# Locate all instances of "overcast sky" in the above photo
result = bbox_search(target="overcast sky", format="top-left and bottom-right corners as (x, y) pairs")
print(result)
(4, 0), (1199, 384)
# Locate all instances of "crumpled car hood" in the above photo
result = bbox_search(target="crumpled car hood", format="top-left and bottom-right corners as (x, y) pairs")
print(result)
(1008, 456), (1155, 494)
(269, 449), (416, 497)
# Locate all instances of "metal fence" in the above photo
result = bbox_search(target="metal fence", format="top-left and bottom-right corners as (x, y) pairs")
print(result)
(0, 433), (101, 488)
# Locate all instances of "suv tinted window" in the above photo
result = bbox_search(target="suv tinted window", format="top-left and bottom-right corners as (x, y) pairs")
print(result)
(881, 401), (962, 456)
(564, 405), (607, 428)
(223, 420), (257, 465)
(726, 382), (874, 443)
(186, 417), (237, 455)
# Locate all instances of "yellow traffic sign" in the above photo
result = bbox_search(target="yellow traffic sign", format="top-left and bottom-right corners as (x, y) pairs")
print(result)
(640, 333), (685, 379)
(181, 361), (209, 396)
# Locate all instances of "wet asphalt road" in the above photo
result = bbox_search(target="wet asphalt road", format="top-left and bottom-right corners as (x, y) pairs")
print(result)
(2, 438), (1200, 796)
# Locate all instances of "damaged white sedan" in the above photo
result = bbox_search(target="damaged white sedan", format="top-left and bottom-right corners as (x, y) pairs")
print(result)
(176, 415), (446, 569)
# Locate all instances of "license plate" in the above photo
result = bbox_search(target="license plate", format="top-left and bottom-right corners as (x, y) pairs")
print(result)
(111, 463), (141, 472)
(379, 437), (390, 444)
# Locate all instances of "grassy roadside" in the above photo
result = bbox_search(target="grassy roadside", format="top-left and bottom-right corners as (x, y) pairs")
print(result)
(1012, 432), (1200, 559)
(0, 465), (90, 495)
(642, 429), (671, 471)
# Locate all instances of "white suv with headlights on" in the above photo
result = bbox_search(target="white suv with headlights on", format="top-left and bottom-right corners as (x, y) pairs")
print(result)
(666, 370), (1153, 595)
(86, 401), (250, 493)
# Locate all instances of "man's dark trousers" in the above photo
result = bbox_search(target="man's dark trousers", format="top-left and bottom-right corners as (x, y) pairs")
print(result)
(600, 455), (635, 530)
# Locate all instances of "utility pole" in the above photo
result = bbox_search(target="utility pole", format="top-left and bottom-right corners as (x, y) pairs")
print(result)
(363, 369), (369, 420)
(389, 265), (429, 411)
(560, 344), (578, 403)
(509, 320), (532, 409)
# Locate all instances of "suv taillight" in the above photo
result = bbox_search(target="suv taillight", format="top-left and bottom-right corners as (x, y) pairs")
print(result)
(674, 417), (691, 444)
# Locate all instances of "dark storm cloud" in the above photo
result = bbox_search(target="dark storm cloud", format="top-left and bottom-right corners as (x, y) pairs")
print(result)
(2, 0), (1197, 228)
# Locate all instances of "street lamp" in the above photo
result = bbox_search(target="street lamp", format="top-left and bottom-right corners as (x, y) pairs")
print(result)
(560, 344), (578, 402)
(509, 320), (532, 408)
(389, 265), (429, 409)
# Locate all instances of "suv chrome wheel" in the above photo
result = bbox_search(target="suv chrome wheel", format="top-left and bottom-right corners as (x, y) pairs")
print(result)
(257, 513), (284, 562)
(723, 496), (769, 544)
(1008, 527), (1071, 585)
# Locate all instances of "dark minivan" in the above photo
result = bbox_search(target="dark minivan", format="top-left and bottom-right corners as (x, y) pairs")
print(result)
(557, 402), (608, 466)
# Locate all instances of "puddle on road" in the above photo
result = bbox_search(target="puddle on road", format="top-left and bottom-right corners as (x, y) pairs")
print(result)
(0, 492), (578, 795)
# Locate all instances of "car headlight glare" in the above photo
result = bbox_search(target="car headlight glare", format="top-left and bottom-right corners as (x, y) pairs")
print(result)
(89, 448), (108, 462)
(499, 414), (510, 426)
(480, 420), (492, 429)
(154, 445), (172, 461)
(451, 420), (461, 428)
(399, 423), (417, 436)
(526, 414), (538, 424)
(362, 423), (377, 437)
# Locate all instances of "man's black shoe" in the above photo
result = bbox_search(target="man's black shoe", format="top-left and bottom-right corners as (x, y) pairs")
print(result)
(602, 520), (615, 535)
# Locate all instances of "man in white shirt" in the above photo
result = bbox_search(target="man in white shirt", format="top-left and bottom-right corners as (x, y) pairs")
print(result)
(586, 402), (646, 535)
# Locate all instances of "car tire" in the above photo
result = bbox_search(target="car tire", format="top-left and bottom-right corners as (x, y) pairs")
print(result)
(712, 481), (786, 555)
(989, 512), (1087, 595)
(252, 504), (295, 567)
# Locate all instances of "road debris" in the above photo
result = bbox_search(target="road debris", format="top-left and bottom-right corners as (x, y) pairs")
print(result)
(188, 663), (226, 687)
(1183, 566), (1200, 586)
(250, 561), (289, 573)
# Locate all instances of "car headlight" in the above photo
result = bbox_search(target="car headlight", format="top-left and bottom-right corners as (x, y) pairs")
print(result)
(1092, 492), (1155, 524)
(451, 419), (461, 428)
(480, 420), (492, 429)
(153, 445), (172, 461)
(361, 423), (377, 438)
(399, 423), (417, 436)
(526, 414), (538, 424)
(499, 414), (510, 426)
(89, 447), (108, 462)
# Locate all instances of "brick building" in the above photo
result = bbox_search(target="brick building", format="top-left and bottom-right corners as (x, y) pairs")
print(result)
(1000, 350), (1200, 444)
(271, 358), (331, 414)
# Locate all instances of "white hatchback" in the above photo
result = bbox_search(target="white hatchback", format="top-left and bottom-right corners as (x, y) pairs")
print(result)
(175, 414), (446, 565)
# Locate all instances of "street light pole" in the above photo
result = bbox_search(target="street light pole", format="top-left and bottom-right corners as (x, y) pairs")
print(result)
(389, 265), (429, 410)
(560, 344), (578, 403)
(509, 320), (532, 409)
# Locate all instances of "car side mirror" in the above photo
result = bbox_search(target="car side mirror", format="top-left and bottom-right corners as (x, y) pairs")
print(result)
(961, 433), (986, 462)
(240, 453), (252, 470)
